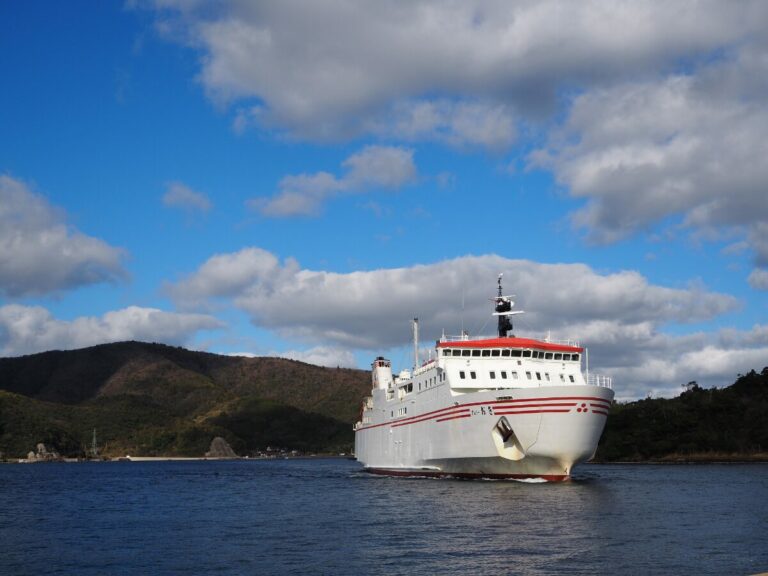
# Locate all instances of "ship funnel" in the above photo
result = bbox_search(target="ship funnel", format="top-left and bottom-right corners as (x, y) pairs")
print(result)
(372, 357), (393, 390)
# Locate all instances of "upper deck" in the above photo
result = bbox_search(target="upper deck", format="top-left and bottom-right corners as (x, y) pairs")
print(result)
(437, 336), (582, 354)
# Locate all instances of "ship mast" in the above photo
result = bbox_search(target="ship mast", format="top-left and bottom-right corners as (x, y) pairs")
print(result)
(493, 274), (523, 338)
(413, 317), (419, 367)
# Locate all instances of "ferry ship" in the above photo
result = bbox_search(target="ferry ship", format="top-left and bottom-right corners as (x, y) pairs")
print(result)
(354, 275), (614, 481)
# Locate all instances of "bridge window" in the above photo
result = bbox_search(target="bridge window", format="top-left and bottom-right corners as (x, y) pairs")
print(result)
(482, 350), (490, 357)
(501, 349), (511, 357)
(563, 354), (571, 361)
(491, 349), (500, 357)
(572, 353), (580, 361)
(522, 350), (532, 358)
(462, 350), (471, 357)
(554, 353), (562, 360)
(511, 350), (522, 357)
(545, 352), (553, 360)
(472, 350), (481, 357)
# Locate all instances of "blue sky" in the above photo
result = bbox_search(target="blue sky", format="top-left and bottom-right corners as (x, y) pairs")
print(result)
(2, 1), (767, 399)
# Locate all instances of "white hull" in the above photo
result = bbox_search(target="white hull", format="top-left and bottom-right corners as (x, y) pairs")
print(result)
(355, 384), (612, 481)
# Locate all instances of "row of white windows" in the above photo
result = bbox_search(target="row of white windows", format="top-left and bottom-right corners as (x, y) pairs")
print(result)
(458, 370), (575, 383)
(414, 372), (446, 392)
(443, 349), (580, 361)
(395, 372), (445, 400)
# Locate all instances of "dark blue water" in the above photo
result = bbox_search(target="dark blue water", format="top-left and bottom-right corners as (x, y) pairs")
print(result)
(1, 459), (766, 575)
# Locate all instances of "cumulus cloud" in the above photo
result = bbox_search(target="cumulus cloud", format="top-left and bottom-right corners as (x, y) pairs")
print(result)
(147, 1), (768, 143)
(166, 247), (760, 396)
(165, 247), (298, 309)
(162, 181), (212, 212)
(0, 304), (223, 357)
(249, 145), (416, 217)
(608, 325), (768, 400)
(0, 175), (127, 297)
(529, 43), (768, 278)
(146, 1), (768, 278)
(369, 100), (517, 151)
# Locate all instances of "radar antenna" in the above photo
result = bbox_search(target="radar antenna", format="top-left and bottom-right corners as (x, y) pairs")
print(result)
(492, 273), (524, 338)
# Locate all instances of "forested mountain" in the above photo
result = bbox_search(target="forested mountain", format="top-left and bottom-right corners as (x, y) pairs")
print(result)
(595, 368), (768, 461)
(0, 341), (370, 458)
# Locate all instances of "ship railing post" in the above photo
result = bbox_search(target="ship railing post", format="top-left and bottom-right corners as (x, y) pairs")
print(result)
(586, 348), (590, 385)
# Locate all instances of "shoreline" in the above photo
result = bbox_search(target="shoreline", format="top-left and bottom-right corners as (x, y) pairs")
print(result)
(586, 454), (768, 465)
(1, 453), (354, 464)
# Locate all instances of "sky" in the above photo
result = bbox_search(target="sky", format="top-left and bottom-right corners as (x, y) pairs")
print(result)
(1, 1), (767, 400)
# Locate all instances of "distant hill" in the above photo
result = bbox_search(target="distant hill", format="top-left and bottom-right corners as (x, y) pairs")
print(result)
(0, 341), (371, 459)
(595, 368), (768, 462)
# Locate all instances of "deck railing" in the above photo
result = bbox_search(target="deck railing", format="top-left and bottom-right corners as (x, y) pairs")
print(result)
(587, 373), (613, 389)
(439, 333), (580, 347)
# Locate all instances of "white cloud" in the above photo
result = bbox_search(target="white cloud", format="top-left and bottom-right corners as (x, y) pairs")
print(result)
(166, 247), (298, 309)
(0, 175), (127, 297)
(147, 1), (768, 279)
(249, 145), (416, 217)
(369, 99), (517, 151)
(275, 345), (356, 368)
(147, 1), (768, 142)
(748, 269), (768, 291)
(162, 181), (212, 212)
(529, 44), (768, 278)
(0, 304), (223, 356)
(165, 247), (761, 397)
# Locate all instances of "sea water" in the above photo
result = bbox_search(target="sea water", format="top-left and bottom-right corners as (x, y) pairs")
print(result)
(1, 459), (766, 575)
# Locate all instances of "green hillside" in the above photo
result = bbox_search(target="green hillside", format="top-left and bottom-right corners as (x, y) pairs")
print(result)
(0, 341), (370, 459)
(595, 368), (768, 461)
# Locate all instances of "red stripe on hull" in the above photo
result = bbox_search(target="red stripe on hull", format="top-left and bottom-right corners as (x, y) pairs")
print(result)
(356, 394), (612, 432)
(435, 413), (471, 423)
(494, 409), (571, 415)
(364, 467), (569, 482)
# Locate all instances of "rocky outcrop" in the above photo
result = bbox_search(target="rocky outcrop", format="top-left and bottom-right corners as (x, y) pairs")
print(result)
(205, 436), (238, 459)
(25, 443), (62, 462)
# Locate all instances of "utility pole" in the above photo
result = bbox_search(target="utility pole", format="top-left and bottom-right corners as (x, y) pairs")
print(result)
(91, 428), (99, 459)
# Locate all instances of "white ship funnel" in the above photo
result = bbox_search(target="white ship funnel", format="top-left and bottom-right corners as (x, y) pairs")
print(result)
(372, 357), (393, 390)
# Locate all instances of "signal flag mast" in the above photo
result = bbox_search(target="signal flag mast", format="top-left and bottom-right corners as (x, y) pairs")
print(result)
(493, 273), (524, 338)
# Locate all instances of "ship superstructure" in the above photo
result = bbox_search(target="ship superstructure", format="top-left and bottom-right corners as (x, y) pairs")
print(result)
(354, 275), (614, 481)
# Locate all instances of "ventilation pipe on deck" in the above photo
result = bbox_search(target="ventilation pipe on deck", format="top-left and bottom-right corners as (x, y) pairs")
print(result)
(413, 317), (419, 368)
